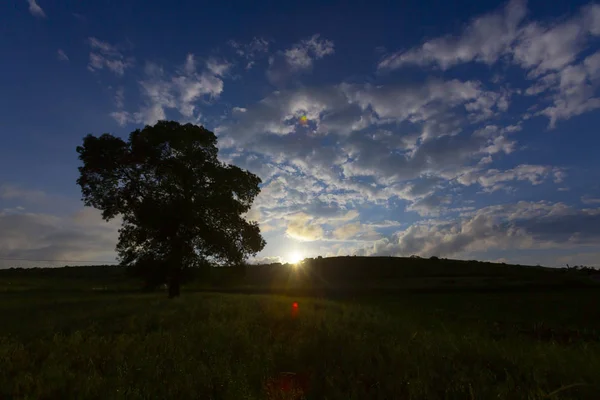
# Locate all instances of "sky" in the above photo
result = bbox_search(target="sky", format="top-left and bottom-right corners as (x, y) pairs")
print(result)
(2, 0), (600, 268)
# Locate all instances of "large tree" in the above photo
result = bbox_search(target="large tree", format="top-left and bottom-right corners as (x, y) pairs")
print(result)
(76, 121), (265, 297)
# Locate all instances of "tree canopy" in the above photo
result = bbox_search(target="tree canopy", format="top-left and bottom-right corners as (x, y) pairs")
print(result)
(76, 120), (265, 297)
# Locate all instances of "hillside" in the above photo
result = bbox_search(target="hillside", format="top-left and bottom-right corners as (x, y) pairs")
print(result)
(0, 256), (596, 295)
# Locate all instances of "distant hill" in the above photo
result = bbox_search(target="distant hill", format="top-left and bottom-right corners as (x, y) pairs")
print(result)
(0, 256), (597, 294)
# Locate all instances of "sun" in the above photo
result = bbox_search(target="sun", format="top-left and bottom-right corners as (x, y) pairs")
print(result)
(288, 251), (304, 265)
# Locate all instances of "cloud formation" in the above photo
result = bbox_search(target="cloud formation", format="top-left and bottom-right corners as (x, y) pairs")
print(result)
(42, 4), (600, 268)
(378, 0), (527, 71)
(353, 202), (600, 259)
(0, 207), (120, 268)
(266, 34), (334, 86)
(379, 0), (600, 75)
(27, 0), (46, 18)
(87, 37), (134, 76)
(111, 54), (228, 126)
(377, 0), (600, 129)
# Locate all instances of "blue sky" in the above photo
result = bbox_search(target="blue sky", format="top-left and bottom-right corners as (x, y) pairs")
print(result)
(2, 0), (600, 268)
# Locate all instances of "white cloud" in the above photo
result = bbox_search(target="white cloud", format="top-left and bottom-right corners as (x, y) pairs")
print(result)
(333, 222), (381, 241)
(333, 223), (363, 240)
(57, 49), (69, 61)
(524, 72), (559, 95)
(216, 77), (529, 230)
(455, 164), (564, 192)
(553, 170), (567, 183)
(512, 20), (585, 78)
(87, 37), (134, 76)
(266, 34), (334, 85)
(511, 3), (600, 78)
(406, 194), (452, 216)
(110, 111), (131, 126)
(218, 86), (355, 142)
(27, 0), (46, 18)
(110, 54), (226, 126)
(378, 0), (527, 70)
(206, 57), (231, 76)
(220, 78), (504, 150)
(379, 1), (600, 76)
(342, 79), (503, 126)
(114, 87), (125, 109)
(285, 213), (325, 241)
(354, 201), (600, 258)
(538, 50), (600, 127)
(378, 1), (600, 127)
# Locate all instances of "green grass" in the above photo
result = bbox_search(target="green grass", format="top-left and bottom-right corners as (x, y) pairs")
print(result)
(1, 286), (600, 399)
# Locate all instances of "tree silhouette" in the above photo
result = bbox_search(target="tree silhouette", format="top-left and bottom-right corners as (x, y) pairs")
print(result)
(76, 121), (265, 297)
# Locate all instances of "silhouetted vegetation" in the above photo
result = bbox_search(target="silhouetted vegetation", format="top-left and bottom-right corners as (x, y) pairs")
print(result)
(76, 121), (265, 297)
(1, 256), (597, 295)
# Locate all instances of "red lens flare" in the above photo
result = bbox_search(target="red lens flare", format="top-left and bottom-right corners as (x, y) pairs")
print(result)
(291, 302), (299, 319)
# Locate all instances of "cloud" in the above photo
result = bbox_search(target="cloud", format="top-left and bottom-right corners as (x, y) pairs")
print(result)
(229, 37), (271, 69)
(266, 34), (334, 86)
(0, 184), (46, 203)
(341, 127), (509, 186)
(57, 49), (69, 61)
(537, 50), (600, 127)
(110, 54), (227, 126)
(378, 0), (527, 70)
(206, 57), (231, 76)
(217, 86), (355, 142)
(377, 1), (600, 127)
(455, 164), (564, 192)
(219, 77), (504, 150)
(378, 0), (600, 80)
(332, 223), (363, 240)
(333, 222), (381, 241)
(216, 74), (531, 235)
(341, 78), (505, 127)
(285, 213), (325, 241)
(22, 2), (600, 269)
(354, 201), (600, 258)
(114, 87), (125, 108)
(511, 3), (600, 78)
(582, 196), (600, 205)
(87, 37), (134, 76)
(0, 207), (120, 268)
(27, 0), (46, 18)
(406, 194), (452, 216)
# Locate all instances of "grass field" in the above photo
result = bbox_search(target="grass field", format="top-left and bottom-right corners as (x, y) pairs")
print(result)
(2, 276), (600, 399)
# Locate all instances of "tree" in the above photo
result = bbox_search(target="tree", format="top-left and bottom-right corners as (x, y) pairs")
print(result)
(76, 120), (266, 297)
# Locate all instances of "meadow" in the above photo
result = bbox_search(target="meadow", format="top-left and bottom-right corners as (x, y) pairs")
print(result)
(1, 260), (600, 399)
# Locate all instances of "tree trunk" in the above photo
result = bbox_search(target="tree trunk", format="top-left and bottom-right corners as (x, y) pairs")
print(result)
(168, 236), (185, 298)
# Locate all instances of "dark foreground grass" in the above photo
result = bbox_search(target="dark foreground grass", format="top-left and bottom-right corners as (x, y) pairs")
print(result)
(1, 289), (600, 399)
